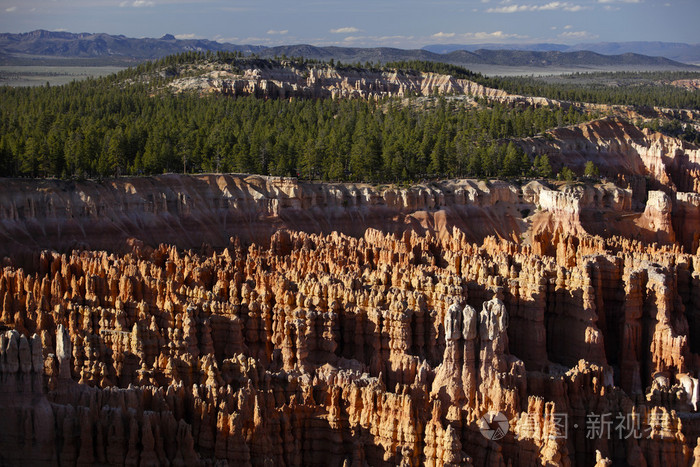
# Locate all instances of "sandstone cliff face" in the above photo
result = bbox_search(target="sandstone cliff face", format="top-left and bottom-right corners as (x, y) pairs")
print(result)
(0, 175), (532, 256)
(0, 170), (693, 258)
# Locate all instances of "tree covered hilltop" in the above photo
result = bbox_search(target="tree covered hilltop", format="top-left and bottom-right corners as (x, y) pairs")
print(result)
(1, 52), (698, 181)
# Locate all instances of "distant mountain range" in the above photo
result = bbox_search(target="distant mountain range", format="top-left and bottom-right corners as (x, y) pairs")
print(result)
(0, 30), (264, 65)
(259, 45), (689, 69)
(1, 30), (698, 70)
(423, 41), (700, 65)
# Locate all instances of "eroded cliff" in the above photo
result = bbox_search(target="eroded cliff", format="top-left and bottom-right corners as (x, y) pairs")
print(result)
(1, 117), (700, 466)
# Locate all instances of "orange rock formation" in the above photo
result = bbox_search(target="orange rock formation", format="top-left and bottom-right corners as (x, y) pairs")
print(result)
(0, 118), (699, 465)
(0, 226), (698, 465)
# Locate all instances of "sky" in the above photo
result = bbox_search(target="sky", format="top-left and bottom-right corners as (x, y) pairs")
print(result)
(1, 0), (698, 49)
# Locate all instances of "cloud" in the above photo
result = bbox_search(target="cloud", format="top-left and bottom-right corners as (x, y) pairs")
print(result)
(558, 30), (599, 40)
(430, 30), (529, 43)
(564, 24), (573, 29)
(266, 29), (288, 35)
(213, 36), (239, 43)
(5, 6), (17, 12)
(470, 31), (528, 40)
(174, 33), (202, 40)
(598, 0), (641, 3)
(486, 2), (586, 13)
(330, 27), (360, 34)
(120, 0), (154, 7)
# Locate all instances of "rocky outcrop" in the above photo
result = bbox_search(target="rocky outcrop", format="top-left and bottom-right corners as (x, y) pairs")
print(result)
(520, 117), (700, 198)
(167, 65), (514, 101)
(0, 224), (697, 466)
(518, 117), (700, 251)
(671, 79), (700, 91)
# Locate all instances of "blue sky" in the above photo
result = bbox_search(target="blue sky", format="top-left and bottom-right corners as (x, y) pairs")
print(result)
(1, 0), (698, 48)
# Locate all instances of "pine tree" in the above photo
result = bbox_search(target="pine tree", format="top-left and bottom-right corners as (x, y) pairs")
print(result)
(558, 166), (576, 181)
(584, 161), (600, 178)
(501, 142), (521, 177)
(535, 154), (553, 179)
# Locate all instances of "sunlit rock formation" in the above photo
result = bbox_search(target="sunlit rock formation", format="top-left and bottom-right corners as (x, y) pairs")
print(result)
(0, 116), (699, 465)
(0, 225), (697, 465)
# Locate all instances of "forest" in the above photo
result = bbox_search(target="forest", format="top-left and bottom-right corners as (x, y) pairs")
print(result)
(479, 72), (700, 111)
(0, 78), (588, 181)
(0, 53), (696, 181)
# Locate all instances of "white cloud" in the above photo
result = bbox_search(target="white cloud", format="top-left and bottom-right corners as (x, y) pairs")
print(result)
(330, 27), (360, 34)
(430, 30), (529, 43)
(486, 5), (526, 12)
(471, 31), (523, 40)
(486, 2), (586, 13)
(558, 30), (599, 40)
(120, 0), (154, 7)
(213, 36), (239, 43)
(564, 24), (573, 29)
(266, 29), (288, 35)
(174, 33), (202, 40)
(598, 0), (641, 3)
(5, 6), (17, 12)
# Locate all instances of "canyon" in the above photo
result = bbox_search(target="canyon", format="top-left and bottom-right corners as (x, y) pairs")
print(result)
(0, 117), (700, 466)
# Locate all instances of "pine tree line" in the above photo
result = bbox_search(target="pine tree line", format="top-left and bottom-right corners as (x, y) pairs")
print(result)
(0, 81), (589, 180)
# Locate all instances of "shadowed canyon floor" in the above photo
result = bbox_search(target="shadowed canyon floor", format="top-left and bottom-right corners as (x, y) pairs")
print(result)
(1, 118), (700, 466)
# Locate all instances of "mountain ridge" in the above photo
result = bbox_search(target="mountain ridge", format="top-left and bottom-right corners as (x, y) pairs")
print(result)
(423, 41), (700, 64)
(0, 30), (697, 70)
